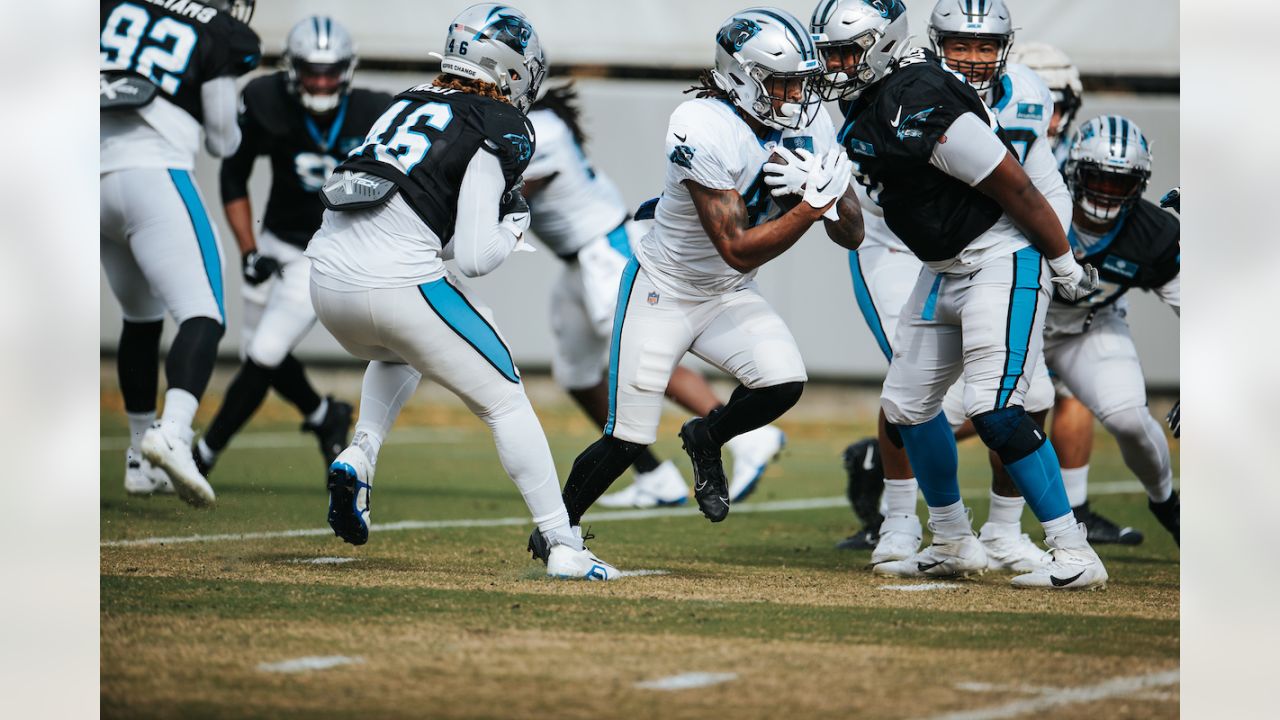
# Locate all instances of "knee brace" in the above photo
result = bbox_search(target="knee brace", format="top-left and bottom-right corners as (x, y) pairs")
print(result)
(971, 406), (1046, 465)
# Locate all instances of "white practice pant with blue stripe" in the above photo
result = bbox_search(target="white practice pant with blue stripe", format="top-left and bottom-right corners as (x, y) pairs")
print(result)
(604, 259), (807, 445)
(851, 244), (1053, 426)
(549, 220), (645, 391)
(100, 168), (226, 324)
(239, 229), (318, 369)
(879, 246), (1052, 426)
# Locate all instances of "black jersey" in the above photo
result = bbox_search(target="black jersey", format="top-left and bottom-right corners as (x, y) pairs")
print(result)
(836, 48), (1014, 262)
(219, 72), (393, 248)
(1058, 199), (1180, 311)
(99, 0), (260, 123)
(327, 85), (534, 246)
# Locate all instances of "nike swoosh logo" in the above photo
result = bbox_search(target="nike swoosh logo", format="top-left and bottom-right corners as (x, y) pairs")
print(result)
(815, 178), (832, 193)
(862, 446), (874, 471)
(1050, 570), (1086, 587)
(917, 560), (945, 572)
(674, 132), (687, 142)
(889, 106), (902, 128)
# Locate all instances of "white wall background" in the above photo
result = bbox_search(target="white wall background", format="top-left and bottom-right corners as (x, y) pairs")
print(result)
(100, 0), (1179, 385)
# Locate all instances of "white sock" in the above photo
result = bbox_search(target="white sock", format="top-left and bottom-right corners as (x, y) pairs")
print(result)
(982, 491), (1026, 536)
(127, 411), (155, 455)
(883, 478), (919, 516)
(1041, 511), (1080, 542)
(1062, 465), (1089, 507)
(926, 500), (971, 538)
(306, 396), (329, 427)
(159, 389), (198, 442)
(353, 361), (421, 464)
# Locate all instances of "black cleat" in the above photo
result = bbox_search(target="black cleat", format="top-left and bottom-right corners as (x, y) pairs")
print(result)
(680, 418), (730, 522)
(192, 445), (215, 478)
(1074, 501), (1144, 545)
(835, 525), (881, 551)
(303, 396), (355, 467)
(842, 437), (885, 528)
(1148, 491), (1180, 545)
(528, 527), (549, 564)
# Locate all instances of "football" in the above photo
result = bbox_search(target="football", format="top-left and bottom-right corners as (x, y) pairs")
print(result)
(767, 150), (803, 213)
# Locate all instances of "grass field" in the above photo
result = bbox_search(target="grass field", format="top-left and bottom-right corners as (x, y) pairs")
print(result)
(100, 363), (1179, 719)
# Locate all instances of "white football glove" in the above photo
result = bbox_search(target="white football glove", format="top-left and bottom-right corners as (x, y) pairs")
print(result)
(762, 146), (816, 198)
(1047, 252), (1100, 302)
(499, 209), (531, 241)
(803, 149), (853, 221)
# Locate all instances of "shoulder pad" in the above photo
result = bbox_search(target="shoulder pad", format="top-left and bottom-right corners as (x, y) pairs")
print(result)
(477, 102), (536, 173)
(321, 170), (399, 211)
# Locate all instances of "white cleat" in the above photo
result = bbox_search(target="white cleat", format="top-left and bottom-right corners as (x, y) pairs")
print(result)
(725, 425), (785, 502)
(140, 423), (215, 508)
(546, 544), (618, 580)
(870, 513), (923, 563)
(327, 445), (375, 546)
(873, 525), (987, 579)
(980, 526), (1050, 573)
(597, 460), (689, 508)
(124, 447), (175, 496)
(1011, 523), (1108, 590)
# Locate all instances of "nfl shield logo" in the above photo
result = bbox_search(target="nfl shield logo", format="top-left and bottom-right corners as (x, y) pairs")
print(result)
(647, 291), (659, 306)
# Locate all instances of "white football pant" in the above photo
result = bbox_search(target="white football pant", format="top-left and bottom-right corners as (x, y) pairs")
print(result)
(239, 229), (318, 369)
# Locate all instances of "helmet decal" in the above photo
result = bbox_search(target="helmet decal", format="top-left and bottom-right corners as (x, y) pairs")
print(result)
(474, 10), (533, 53)
(717, 18), (762, 54)
(867, 0), (906, 20)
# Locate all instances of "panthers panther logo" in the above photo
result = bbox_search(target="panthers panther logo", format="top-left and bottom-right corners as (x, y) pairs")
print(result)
(866, 0), (905, 20)
(478, 12), (533, 54)
(717, 18), (761, 54)
(503, 132), (532, 162)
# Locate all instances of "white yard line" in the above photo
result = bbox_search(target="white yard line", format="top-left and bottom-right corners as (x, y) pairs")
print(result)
(634, 672), (738, 690)
(100, 480), (1153, 549)
(99, 427), (466, 452)
(882, 583), (962, 592)
(256, 655), (364, 674)
(285, 557), (358, 565)
(617, 569), (670, 577)
(919, 670), (1179, 720)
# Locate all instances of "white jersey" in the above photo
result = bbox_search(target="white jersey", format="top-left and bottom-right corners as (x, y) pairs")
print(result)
(638, 99), (837, 299)
(524, 109), (628, 257)
(101, 98), (201, 173)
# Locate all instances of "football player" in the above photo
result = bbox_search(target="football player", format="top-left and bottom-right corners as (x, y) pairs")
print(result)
(833, 0), (1062, 574)
(1011, 42), (1142, 544)
(100, 0), (260, 507)
(1044, 116), (1180, 544)
(521, 81), (786, 509)
(193, 16), (393, 480)
(304, 4), (616, 579)
(527, 7), (862, 561)
(814, 0), (1107, 588)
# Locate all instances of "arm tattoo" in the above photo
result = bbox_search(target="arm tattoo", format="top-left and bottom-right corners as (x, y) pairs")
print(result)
(688, 182), (747, 245)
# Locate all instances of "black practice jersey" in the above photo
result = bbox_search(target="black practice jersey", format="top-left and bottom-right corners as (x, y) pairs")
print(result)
(836, 48), (1014, 262)
(329, 84), (534, 246)
(219, 72), (393, 247)
(1059, 199), (1180, 310)
(99, 0), (260, 123)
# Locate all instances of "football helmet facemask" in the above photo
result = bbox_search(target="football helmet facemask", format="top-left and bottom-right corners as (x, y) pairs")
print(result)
(809, 0), (909, 102)
(1066, 115), (1153, 223)
(284, 16), (357, 114)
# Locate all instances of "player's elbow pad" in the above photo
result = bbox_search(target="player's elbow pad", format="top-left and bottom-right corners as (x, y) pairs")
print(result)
(205, 127), (242, 158)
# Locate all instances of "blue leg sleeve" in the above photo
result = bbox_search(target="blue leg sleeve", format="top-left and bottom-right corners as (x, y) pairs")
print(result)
(1004, 440), (1072, 522)
(895, 413), (961, 508)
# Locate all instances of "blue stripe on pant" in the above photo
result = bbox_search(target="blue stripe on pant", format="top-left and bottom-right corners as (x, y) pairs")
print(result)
(418, 279), (520, 384)
(848, 251), (892, 362)
(606, 222), (633, 259)
(603, 256), (641, 436)
(995, 247), (1043, 409)
(168, 169), (224, 322)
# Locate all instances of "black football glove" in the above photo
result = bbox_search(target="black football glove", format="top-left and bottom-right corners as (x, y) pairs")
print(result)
(499, 180), (529, 218)
(1166, 400), (1180, 439)
(1160, 186), (1180, 213)
(242, 251), (282, 286)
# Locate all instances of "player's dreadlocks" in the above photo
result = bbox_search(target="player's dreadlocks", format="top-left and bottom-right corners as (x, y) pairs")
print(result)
(432, 74), (510, 104)
(685, 69), (732, 101)
(532, 81), (587, 146)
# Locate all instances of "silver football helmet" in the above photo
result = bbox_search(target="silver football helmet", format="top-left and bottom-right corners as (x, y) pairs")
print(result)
(928, 0), (1014, 93)
(711, 7), (823, 131)
(283, 16), (357, 114)
(1065, 115), (1153, 223)
(809, 0), (910, 102)
(1008, 41), (1083, 142)
(431, 4), (546, 113)
(211, 0), (255, 24)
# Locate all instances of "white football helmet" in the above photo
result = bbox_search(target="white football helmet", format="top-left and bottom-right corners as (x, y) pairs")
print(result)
(927, 0), (1014, 93)
(431, 4), (546, 113)
(212, 0), (255, 24)
(809, 0), (910, 101)
(1008, 41), (1083, 142)
(1065, 115), (1153, 222)
(284, 16), (357, 114)
(711, 7), (823, 131)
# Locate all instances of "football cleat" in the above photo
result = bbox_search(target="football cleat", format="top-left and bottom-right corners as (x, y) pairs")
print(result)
(835, 526), (879, 551)
(873, 524), (987, 579)
(724, 425), (786, 502)
(327, 445), (373, 546)
(124, 447), (175, 496)
(1074, 501), (1144, 545)
(303, 396), (354, 469)
(546, 544), (617, 580)
(1148, 491), (1179, 545)
(679, 418), (730, 522)
(980, 528), (1050, 573)
(870, 513), (923, 563)
(597, 460), (689, 508)
(842, 437), (886, 531)
(1010, 523), (1108, 590)
(527, 527), (550, 564)
(140, 423), (216, 508)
